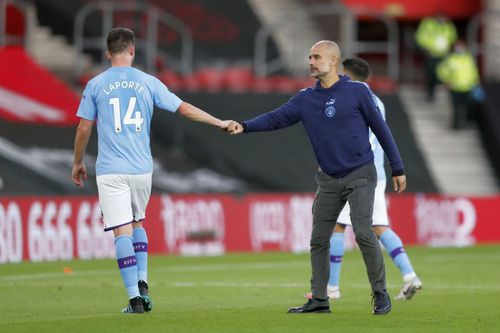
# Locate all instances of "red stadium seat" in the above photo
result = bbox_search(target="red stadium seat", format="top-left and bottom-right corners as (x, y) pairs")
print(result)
(181, 72), (203, 92)
(78, 72), (94, 87)
(367, 76), (397, 95)
(221, 67), (254, 93)
(6, 5), (25, 37)
(158, 69), (184, 92)
(195, 67), (225, 92)
(272, 76), (304, 93)
(252, 76), (276, 93)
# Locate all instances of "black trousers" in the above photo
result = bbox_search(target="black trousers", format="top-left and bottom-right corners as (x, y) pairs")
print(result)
(310, 162), (385, 299)
(450, 91), (475, 129)
(424, 55), (442, 101)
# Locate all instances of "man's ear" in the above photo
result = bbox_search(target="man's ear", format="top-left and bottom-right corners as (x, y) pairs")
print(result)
(331, 56), (338, 68)
(105, 51), (111, 60)
(129, 45), (135, 57)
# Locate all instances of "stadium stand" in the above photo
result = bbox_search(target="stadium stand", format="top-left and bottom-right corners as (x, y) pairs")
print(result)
(1, 0), (498, 196)
(0, 46), (434, 193)
(33, 0), (314, 93)
(33, 0), (279, 72)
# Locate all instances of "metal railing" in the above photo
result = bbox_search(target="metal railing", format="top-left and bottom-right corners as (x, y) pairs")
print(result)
(350, 5), (399, 80)
(254, 4), (399, 80)
(74, 1), (193, 78)
(0, 0), (29, 47)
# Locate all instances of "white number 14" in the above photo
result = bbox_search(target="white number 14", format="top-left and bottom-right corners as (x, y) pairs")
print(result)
(109, 97), (144, 132)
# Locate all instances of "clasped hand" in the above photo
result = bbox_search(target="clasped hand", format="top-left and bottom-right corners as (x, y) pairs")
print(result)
(220, 120), (244, 135)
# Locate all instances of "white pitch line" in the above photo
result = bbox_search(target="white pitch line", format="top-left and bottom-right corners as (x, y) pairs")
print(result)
(424, 252), (500, 262)
(2, 273), (499, 291)
(3, 278), (500, 291)
(0, 270), (114, 281)
(167, 261), (308, 272)
(173, 282), (305, 288)
(0, 261), (309, 282)
(171, 282), (500, 290)
(2, 261), (500, 291)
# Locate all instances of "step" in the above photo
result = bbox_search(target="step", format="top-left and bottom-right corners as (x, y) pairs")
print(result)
(399, 84), (498, 195)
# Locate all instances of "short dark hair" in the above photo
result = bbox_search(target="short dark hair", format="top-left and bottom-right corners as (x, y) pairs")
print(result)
(342, 58), (370, 82)
(106, 27), (135, 54)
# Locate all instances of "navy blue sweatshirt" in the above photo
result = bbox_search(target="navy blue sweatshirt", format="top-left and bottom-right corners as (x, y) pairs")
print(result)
(243, 75), (404, 178)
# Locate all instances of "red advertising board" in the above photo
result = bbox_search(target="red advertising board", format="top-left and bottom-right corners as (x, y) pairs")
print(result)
(0, 193), (499, 263)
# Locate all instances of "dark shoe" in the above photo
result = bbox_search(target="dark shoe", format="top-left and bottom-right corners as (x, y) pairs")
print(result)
(372, 291), (391, 315)
(139, 280), (149, 296)
(288, 298), (331, 313)
(122, 296), (145, 314)
(138, 280), (153, 312)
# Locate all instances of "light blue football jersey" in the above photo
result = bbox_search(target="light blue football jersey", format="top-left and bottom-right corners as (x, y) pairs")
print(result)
(370, 95), (386, 181)
(76, 67), (182, 176)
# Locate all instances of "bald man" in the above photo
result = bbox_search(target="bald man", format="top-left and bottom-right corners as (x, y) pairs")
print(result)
(227, 41), (406, 315)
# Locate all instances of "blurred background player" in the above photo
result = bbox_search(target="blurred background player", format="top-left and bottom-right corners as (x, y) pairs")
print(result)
(415, 12), (457, 101)
(308, 58), (423, 302)
(72, 27), (230, 313)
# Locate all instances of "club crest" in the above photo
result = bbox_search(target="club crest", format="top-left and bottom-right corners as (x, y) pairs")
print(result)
(325, 98), (336, 117)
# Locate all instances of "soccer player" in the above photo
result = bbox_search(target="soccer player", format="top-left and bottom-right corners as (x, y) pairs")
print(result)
(72, 27), (230, 314)
(306, 58), (422, 302)
(227, 41), (407, 315)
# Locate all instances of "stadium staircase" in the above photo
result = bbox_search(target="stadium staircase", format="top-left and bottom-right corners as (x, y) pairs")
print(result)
(20, 2), (93, 84)
(247, 0), (322, 75)
(399, 84), (498, 195)
(28, 26), (93, 83)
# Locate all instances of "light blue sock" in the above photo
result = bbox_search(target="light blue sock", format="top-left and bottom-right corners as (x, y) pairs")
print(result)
(379, 229), (415, 276)
(133, 227), (148, 282)
(328, 232), (345, 287)
(115, 235), (140, 299)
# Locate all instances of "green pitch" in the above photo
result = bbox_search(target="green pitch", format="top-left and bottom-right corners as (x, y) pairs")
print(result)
(1, 245), (499, 333)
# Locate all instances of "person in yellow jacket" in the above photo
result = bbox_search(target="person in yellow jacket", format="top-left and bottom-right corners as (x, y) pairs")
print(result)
(416, 13), (457, 101)
(437, 41), (480, 130)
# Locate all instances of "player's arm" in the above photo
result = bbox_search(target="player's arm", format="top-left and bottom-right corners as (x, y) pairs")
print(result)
(176, 102), (229, 130)
(367, 116), (406, 193)
(72, 119), (93, 187)
(359, 86), (406, 193)
(152, 78), (229, 130)
(227, 93), (303, 135)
